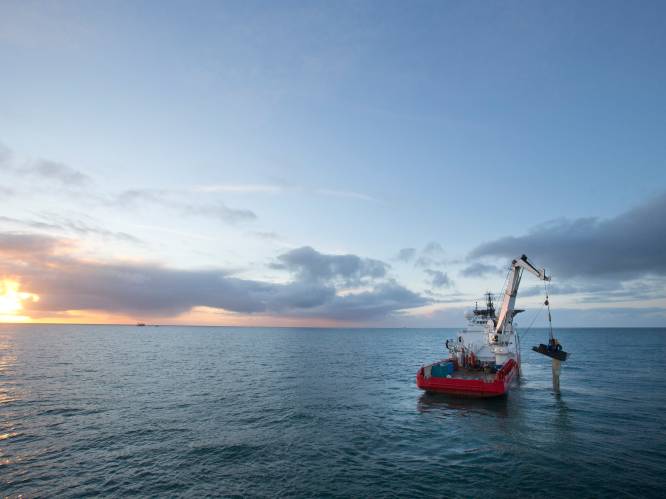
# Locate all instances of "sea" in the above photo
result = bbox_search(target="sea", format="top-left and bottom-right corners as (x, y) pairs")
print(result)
(1, 325), (665, 498)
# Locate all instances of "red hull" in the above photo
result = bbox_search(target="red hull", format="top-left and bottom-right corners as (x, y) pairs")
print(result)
(416, 358), (518, 398)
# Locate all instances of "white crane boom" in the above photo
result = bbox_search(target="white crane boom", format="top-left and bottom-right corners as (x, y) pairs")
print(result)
(495, 255), (550, 334)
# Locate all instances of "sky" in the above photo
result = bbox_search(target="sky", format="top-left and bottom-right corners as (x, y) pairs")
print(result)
(0, 0), (665, 327)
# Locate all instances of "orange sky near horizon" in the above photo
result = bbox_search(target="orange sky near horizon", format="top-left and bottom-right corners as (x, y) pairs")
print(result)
(0, 278), (357, 328)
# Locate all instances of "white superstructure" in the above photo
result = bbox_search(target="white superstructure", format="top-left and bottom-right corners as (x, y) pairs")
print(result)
(446, 255), (550, 368)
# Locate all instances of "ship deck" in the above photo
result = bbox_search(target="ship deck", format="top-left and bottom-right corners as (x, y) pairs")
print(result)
(447, 368), (497, 382)
(417, 359), (518, 398)
(423, 359), (508, 382)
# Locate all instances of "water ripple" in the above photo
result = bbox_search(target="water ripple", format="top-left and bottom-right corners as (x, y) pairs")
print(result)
(0, 325), (665, 497)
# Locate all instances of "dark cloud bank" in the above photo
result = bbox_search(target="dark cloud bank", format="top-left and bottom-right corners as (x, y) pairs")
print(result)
(470, 193), (666, 280)
(460, 262), (503, 278)
(0, 234), (428, 322)
(467, 193), (666, 310)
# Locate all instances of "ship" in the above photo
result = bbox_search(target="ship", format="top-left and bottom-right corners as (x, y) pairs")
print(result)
(416, 255), (550, 397)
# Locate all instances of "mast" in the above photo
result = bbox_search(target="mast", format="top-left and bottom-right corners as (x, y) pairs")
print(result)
(486, 292), (495, 317)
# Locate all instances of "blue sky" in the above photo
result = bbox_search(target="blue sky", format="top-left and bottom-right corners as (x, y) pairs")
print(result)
(1, 0), (665, 326)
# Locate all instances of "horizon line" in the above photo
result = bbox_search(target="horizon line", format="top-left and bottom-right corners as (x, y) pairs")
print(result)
(1, 322), (664, 329)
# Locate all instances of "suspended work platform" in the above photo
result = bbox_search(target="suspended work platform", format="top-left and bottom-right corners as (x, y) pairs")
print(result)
(532, 343), (568, 362)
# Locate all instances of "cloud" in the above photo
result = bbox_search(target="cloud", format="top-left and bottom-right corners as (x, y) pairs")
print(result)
(519, 283), (582, 297)
(469, 193), (666, 280)
(423, 241), (444, 255)
(0, 214), (141, 244)
(0, 231), (61, 256)
(0, 233), (428, 322)
(271, 246), (389, 285)
(422, 289), (467, 303)
(415, 241), (446, 268)
(52, 217), (140, 243)
(114, 189), (257, 224)
(0, 215), (60, 231)
(460, 262), (504, 278)
(23, 159), (91, 185)
(520, 277), (666, 304)
(300, 280), (428, 320)
(0, 142), (258, 226)
(424, 269), (452, 288)
(180, 202), (256, 224)
(0, 146), (91, 186)
(395, 247), (416, 262)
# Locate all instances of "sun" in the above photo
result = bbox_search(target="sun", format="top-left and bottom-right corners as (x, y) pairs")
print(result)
(0, 279), (39, 322)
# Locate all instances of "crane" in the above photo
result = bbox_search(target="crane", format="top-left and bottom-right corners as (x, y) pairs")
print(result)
(493, 254), (568, 393)
(495, 254), (550, 335)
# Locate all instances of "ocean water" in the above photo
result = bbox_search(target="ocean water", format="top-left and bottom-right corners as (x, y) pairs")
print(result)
(1, 325), (665, 498)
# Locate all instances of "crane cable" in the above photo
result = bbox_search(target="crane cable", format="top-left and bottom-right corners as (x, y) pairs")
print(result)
(518, 301), (545, 341)
(518, 279), (552, 341)
(545, 280), (554, 341)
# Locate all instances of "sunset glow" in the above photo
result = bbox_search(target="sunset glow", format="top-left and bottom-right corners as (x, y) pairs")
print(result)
(0, 2), (664, 328)
(0, 279), (39, 322)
